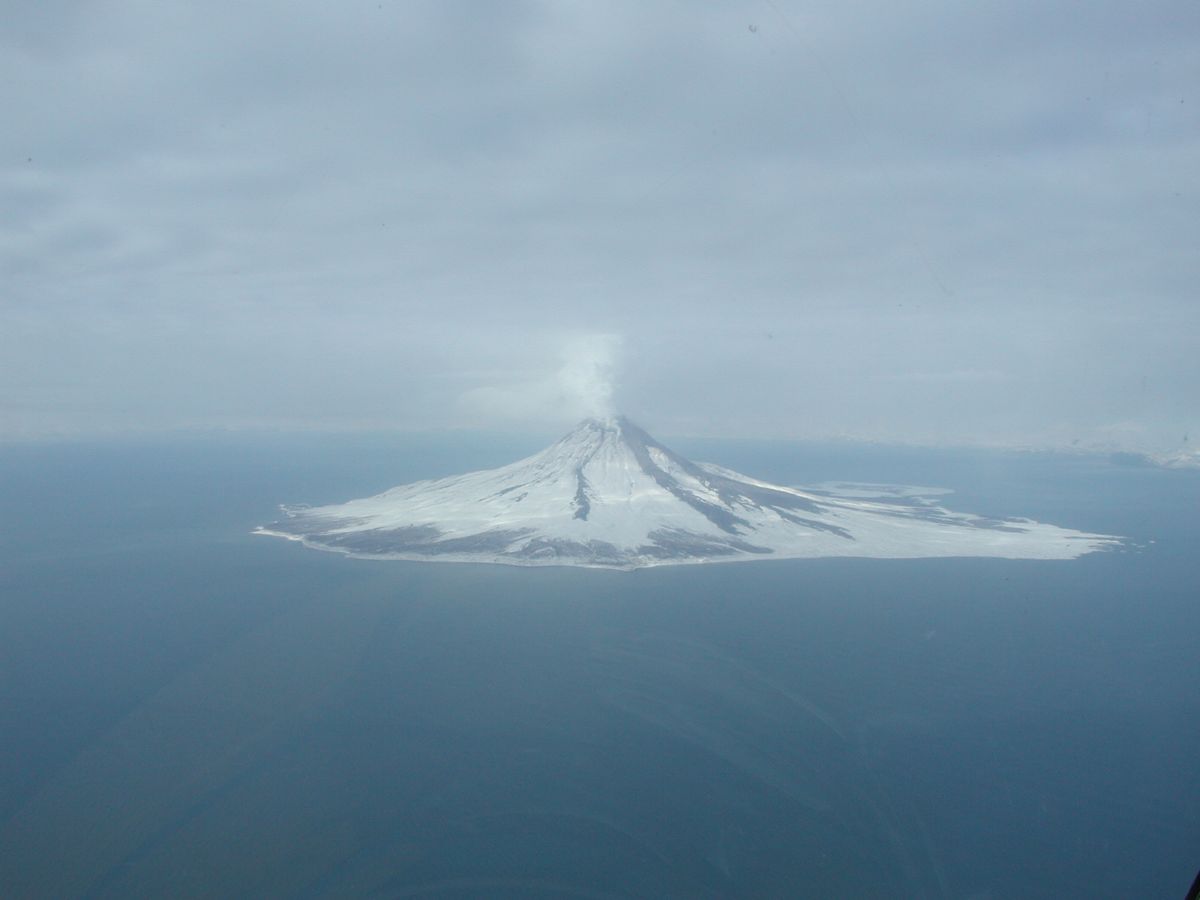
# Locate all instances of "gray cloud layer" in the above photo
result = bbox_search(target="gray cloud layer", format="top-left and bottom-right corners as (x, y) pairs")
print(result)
(3, 1), (1196, 450)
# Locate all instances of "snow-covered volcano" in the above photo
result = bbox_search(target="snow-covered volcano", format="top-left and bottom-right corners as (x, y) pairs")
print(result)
(257, 417), (1119, 569)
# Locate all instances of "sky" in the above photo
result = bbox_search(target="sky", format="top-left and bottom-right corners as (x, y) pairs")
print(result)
(2, 0), (1197, 453)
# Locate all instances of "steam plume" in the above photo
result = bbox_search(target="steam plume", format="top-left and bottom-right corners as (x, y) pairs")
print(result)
(557, 334), (621, 419)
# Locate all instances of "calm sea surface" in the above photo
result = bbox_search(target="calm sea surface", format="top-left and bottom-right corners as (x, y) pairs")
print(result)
(1, 433), (1197, 898)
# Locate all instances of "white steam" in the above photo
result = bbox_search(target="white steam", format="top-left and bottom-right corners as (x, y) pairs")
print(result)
(457, 333), (622, 425)
(556, 334), (621, 419)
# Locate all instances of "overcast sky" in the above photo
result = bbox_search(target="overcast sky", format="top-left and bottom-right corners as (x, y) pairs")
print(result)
(3, 0), (1196, 451)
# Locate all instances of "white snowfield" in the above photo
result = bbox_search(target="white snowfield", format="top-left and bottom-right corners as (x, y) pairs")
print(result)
(257, 417), (1122, 569)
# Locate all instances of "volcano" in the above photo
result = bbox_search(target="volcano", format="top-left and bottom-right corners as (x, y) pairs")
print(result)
(257, 417), (1119, 569)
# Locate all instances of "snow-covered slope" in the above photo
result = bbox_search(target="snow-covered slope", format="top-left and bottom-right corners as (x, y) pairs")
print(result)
(257, 417), (1121, 569)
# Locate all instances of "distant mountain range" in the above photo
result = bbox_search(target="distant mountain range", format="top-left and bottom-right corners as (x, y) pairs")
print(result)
(257, 417), (1120, 569)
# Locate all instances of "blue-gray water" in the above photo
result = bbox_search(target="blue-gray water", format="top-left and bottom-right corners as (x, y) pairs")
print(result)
(1, 434), (1197, 898)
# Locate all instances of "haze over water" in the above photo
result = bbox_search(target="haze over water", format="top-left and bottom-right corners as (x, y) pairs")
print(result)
(1, 433), (1197, 898)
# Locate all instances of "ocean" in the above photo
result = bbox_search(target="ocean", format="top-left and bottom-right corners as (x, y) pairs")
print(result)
(1, 433), (1197, 898)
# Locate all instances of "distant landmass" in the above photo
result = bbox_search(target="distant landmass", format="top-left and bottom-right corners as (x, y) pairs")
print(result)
(257, 417), (1120, 569)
